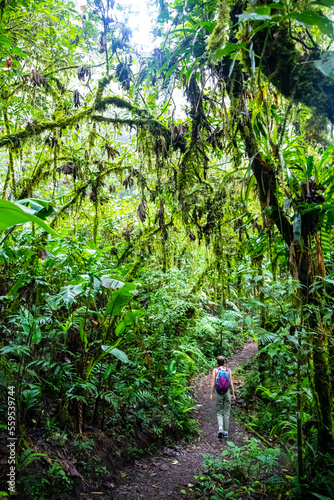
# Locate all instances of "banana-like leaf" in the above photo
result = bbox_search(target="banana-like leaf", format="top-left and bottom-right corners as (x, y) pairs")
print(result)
(105, 283), (137, 316)
(16, 198), (56, 219)
(115, 310), (144, 336)
(0, 199), (58, 236)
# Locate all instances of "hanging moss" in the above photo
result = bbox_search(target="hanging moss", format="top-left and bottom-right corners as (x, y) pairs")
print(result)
(0, 92), (166, 151)
(16, 156), (70, 199)
(93, 196), (99, 245)
(207, 0), (230, 55)
(88, 122), (97, 153)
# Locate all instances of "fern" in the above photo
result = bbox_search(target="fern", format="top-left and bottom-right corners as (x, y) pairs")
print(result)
(221, 319), (239, 330)
(18, 448), (46, 472)
(102, 391), (119, 408)
(221, 309), (242, 321)
(130, 389), (155, 406)
(0, 368), (10, 387)
(178, 342), (208, 363)
(196, 316), (218, 336)
(252, 327), (277, 345)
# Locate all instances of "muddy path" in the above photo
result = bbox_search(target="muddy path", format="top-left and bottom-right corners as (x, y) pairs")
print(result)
(111, 342), (258, 500)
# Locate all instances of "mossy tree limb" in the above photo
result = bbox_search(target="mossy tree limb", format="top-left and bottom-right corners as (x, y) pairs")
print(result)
(250, 16), (334, 124)
(92, 115), (172, 146)
(0, 94), (152, 150)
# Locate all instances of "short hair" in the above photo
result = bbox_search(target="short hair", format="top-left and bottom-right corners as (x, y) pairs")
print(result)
(217, 355), (225, 366)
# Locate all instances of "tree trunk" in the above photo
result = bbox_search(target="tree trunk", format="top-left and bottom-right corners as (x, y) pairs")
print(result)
(220, 0), (334, 454)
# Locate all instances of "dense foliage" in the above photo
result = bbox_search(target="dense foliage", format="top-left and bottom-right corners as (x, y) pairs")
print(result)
(1, 0), (334, 498)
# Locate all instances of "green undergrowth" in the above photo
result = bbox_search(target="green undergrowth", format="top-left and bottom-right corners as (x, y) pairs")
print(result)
(183, 438), (288, 499)
(0, 231), (250, 499)
(231, 338), (334, 500)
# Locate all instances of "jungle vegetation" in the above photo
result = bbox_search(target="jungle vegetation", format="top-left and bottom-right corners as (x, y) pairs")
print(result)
(1, 0), (334, 498)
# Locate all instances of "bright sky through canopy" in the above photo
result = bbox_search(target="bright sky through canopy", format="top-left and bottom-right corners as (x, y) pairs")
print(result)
(77, 0), (154, 49)
(121, 0), (154, 49)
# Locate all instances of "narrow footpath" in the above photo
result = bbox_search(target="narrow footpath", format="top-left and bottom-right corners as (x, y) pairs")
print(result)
(112, 342), (258, 499)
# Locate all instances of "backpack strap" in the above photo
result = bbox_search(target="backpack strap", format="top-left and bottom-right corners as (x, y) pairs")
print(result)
(215, 367), (229, 381)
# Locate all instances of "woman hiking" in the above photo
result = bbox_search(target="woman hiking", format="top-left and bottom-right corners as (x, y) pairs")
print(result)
(210, 355), (236, 438)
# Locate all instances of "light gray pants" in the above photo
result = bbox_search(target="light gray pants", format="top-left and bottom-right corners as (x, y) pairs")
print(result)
(215, 389), (231, 431)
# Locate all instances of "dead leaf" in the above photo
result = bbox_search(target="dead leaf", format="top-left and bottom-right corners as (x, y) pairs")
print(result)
(137, 199), (147, 222)
(57, 451), (82, 478)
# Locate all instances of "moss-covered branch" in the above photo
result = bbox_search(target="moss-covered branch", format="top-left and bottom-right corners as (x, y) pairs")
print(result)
(92, 114), (171, 141)
(0, 95), (150, 150)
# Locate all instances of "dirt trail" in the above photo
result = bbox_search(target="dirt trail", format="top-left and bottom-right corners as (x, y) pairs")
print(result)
(112, 342), (258, 500)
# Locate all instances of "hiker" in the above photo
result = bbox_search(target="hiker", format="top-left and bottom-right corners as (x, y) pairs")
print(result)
(210, 355), (236, 438)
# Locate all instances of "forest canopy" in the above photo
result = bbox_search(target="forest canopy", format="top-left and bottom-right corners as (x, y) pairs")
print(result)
(1, 0), (334, 498)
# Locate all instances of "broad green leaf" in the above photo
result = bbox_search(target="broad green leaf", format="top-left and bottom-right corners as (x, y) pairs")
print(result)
(115, 309), (144, 335)
(310, 493), (332, 500)
(16, 198), (56, 219)
(109, 347), (129, 363)
(115, 319), (126, 336)
(264, 205), (274, 215)
(167, 359), (177, 375)
(59, 284), (84, 304)
(32, 327), (43, 344)
(124, 310), (144, 325)
(255, 6), (271, 16)
(7, 275), (24, 297)
(212, 42), (247, 62)
(288, 10), (333, 37)
(197, 21), (215, 34)
(105, 283), (137, 316)
(115, 310), (144, 335)
(307, 156), (314, 180)
(164, 62), (178, 81)
(0, 200), (58, 236)
(293, 212), (302, 243)
(12, 46), (26, 57)
(104, 363), (114, 379)
(314, 51), (334, 77)
(312, 0), (334, 7)
(225, 491), (236, 498)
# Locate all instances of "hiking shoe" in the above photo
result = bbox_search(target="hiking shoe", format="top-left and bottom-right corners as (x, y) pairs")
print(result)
(223, 431), (228, 438)
(218, 430), (223, 439)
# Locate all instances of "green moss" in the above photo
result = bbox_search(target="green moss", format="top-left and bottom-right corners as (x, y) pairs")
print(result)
(0, 94), (152, 151)
(207, 0), (230, 54)
(53, 103), (64, 122)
